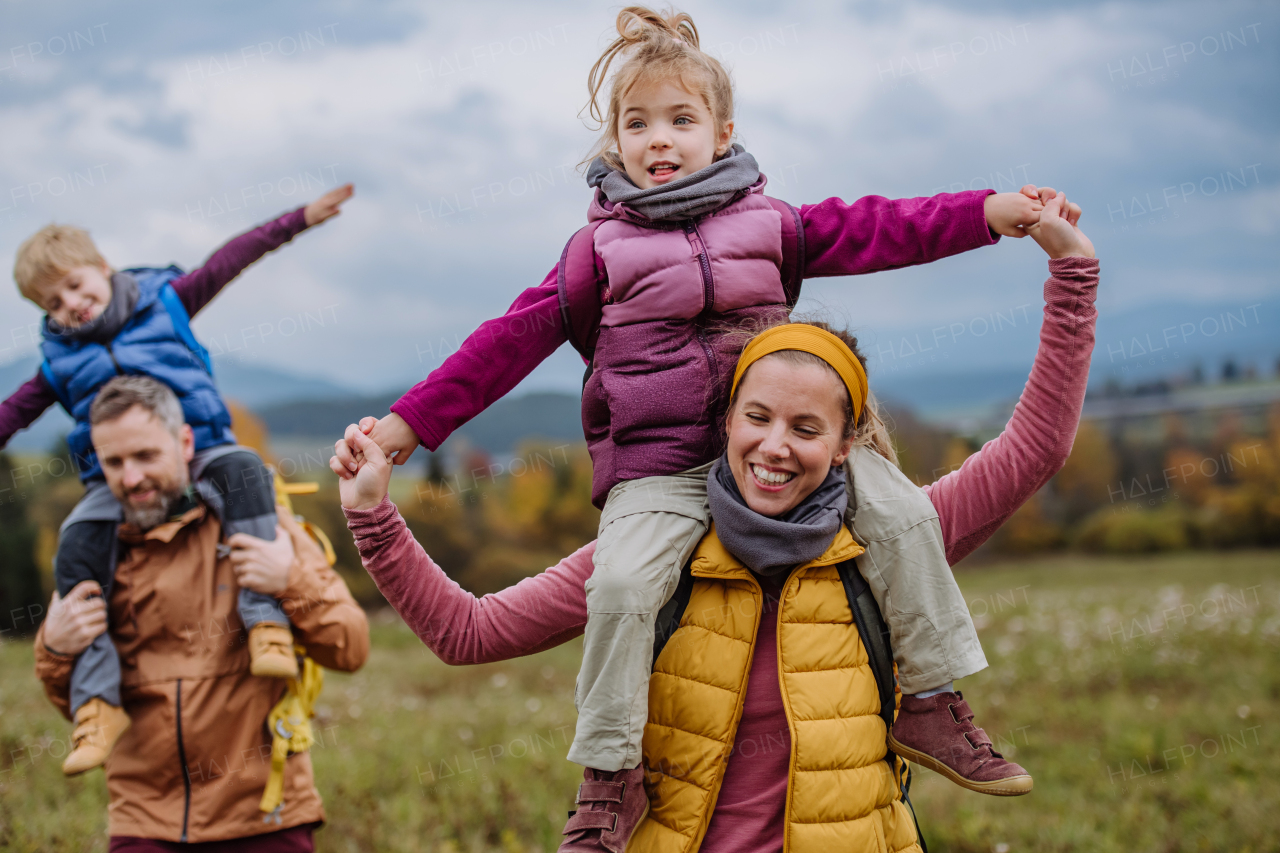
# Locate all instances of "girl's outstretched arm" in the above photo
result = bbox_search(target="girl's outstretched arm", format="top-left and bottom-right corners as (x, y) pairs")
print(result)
(345, 497), (594, 664)
(800, 189), (999, 278)
(387, 265), (568, 454)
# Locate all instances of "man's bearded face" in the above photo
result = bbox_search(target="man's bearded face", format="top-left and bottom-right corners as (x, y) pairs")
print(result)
(91, 406), (194, 531)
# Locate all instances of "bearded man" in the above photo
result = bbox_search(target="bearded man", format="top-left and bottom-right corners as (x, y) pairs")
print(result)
(36, 375), (369, 852)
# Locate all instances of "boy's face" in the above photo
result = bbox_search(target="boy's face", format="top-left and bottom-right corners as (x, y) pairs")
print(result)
(36, 261), (113, 328)
(617, 78), (733, 191)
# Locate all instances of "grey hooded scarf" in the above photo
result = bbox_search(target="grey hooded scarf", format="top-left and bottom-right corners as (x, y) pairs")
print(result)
(585, 143), (760, 221)
(707, 453), (848, 576)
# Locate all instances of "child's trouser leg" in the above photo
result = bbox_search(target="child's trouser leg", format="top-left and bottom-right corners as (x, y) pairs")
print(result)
(843, 448), (987, 694)
(192, 447), (289, 629)
(568, 463), (711, 772)
(55, 481), (124, 716)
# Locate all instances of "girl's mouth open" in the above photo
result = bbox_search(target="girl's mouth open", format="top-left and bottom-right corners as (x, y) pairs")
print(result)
(648, 161), (680, 183)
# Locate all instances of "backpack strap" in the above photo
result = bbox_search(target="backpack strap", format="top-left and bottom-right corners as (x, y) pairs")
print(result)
(651, 557), (695, 667)
(157, 283), (214, 375)
(556, 223), (607, 363)
(837, 559), (896, 761)
(837, 557), (926, 848)
(764, 196), (805, 310)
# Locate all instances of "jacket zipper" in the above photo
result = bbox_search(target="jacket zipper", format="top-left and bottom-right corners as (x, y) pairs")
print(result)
(104, 342), (124, 375)
(684, 221), (720, 407)
(175, 679), (192, 842)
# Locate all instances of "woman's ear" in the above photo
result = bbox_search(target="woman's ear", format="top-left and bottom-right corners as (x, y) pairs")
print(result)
(831, 436), (855, 468)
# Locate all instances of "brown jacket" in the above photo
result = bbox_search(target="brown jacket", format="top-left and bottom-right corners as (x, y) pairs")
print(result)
(35, 505), (369, 843)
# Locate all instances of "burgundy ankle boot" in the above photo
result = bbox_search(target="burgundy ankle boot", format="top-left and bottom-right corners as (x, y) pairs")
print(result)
(558, 765), (649, 852)
(887, 691), (1033, 796)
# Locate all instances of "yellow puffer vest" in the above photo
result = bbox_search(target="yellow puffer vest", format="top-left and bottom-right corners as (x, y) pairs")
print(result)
(630, 524), (923, 853)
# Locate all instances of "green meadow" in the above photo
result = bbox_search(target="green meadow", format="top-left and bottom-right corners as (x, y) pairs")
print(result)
(2, 550), (1276, 852)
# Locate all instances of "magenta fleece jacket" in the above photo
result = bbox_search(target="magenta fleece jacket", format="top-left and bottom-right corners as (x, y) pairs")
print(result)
(389, 190), (999, 461)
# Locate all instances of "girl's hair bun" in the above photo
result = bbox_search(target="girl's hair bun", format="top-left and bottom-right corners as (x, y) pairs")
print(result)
(583, 6), (734, 169)
(615, 6), (700, 51)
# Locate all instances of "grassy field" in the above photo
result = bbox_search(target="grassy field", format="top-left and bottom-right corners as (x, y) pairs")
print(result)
(1, 550), (1277, 852)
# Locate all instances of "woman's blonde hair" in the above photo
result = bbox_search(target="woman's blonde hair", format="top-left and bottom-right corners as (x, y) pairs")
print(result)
(582, 6), (735, 170)
(723, 316), (899, 466)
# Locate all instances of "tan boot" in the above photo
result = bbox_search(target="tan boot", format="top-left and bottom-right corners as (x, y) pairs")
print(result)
(249, 623), (298, 679)
(63, 698), (131, 776)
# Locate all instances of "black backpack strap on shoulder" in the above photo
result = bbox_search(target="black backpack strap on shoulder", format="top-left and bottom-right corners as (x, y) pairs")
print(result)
(837, 558), (896, 748)
(838, 557), (928, 852)
(652, 558), (695, 669)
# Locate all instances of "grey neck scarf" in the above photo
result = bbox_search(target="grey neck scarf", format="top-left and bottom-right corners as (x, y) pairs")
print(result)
(47, 271), (140, 345)
(707, 454), (848, 575)
(586, 143), (761, 221)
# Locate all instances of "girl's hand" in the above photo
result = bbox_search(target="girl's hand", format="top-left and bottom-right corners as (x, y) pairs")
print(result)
(304, 183), (354, 226)
(984, 185), (1044, 238)
(1025, 192), (1094, 259)
(331, 425), (393, 511)
(359, 412), (420, 466)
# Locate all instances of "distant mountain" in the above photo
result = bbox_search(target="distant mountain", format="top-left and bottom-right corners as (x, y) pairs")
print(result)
(209, 357), (357, 408)
(4, 295), (1274, 454)
(257, 391), (585, 455)
(0, 354), (360, 452)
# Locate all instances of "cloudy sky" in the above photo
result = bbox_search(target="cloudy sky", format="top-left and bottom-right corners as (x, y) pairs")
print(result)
(1, 0), (1276, 406)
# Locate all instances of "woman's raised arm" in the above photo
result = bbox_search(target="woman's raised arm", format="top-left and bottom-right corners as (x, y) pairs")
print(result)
(334, 428), (593, 664)
(345, 498), (594, 663)
(924, 194), (1098, 563)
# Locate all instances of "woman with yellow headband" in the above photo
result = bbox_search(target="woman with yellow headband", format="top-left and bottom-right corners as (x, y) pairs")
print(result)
(336, 190), (1097, 850)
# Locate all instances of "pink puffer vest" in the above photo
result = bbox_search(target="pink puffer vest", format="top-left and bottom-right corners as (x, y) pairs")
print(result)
(579, 184), (791, 506)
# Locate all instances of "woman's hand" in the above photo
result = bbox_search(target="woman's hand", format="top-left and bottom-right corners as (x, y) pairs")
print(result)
(1025, 192), (1094, 259)
(303, 183), (354, 226)
(42, 581), (108, 656)
(227, 527), (295, 596)
(331, 425), (393, 511)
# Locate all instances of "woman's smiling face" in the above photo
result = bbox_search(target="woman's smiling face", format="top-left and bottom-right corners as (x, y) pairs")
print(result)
(724, 355), (854, 518)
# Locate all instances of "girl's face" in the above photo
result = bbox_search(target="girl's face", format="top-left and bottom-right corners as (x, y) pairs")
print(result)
(37, 262), (113, 328)
(725, 356), (854, 518)
(617, 78), (733, 190)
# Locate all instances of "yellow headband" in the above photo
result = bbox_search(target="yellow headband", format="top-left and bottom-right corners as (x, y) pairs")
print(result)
(731, 324), (869, 424)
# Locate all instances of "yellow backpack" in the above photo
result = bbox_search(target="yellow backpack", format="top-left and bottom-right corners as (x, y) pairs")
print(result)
(259, 475), (335, 821)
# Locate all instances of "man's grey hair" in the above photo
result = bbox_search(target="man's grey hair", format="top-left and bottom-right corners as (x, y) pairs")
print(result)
(89, 375), (184, 435)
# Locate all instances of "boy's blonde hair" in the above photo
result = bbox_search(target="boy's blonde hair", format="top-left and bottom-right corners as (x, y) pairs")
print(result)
(583, 6), (735, 170)
(13, 223), (106, 301)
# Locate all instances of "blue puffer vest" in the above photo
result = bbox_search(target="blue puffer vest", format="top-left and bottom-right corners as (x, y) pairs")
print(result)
(40, 267), (234, 481)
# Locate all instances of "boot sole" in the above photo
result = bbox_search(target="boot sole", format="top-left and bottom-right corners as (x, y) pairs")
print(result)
(887, 734), (1034, 797)
(623, 799), (650, 851)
